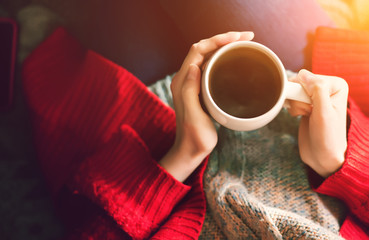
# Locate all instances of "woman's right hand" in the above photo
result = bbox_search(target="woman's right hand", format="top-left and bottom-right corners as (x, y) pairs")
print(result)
(159, 31), (255, 182)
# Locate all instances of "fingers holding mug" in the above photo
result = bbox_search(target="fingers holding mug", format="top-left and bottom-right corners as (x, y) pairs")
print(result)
(175, 31), (255, 85)
(286, 73), (312, 117)
(185, 31), (255, 67)
(287, 69), (349, 117)
(286, 99), (312, 117)
(171, 31), (255, 114)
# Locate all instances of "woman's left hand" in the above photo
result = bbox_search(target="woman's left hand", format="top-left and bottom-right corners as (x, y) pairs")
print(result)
(287, 70), (349, 178)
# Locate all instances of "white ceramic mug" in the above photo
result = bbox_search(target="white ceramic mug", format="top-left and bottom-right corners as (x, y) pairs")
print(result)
(201, 41), (311, 131)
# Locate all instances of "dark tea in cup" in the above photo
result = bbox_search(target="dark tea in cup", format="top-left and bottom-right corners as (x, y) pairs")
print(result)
(209, 47), (282, 118)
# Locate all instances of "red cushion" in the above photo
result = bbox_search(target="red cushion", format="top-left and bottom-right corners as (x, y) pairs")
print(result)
(312, 27), (369, 116)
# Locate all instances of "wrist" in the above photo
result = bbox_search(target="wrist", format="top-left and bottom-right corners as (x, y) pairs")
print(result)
(314, 154), (345, 178)
(159, 142), (208, 182)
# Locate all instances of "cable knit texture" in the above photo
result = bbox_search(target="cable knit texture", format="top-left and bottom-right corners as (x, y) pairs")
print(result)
(201, 109), (346, 239)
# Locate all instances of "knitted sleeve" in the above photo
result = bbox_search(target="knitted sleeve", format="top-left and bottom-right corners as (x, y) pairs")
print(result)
(69, 124), (205, 239)
(311, 100), (369, 238)
(311, 26), (369, 239)
(22, 27), (207, 240)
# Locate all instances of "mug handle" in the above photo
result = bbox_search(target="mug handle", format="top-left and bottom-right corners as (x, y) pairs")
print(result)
(285, 81), (311, 104)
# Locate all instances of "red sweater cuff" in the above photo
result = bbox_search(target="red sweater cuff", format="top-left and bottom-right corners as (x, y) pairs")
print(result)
(70, 125), (191, 239)
(313, 100), (369, 225)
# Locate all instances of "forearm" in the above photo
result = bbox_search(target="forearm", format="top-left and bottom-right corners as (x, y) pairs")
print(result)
(159, 142), (209, 182)
(312, 99), (369, 225)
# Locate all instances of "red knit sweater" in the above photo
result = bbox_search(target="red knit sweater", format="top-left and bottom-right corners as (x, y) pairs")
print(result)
(311, 27), (369, 239)
(22, 27), (369, 239)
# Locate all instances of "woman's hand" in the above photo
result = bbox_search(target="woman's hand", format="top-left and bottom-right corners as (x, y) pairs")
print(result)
(288, 69), (349, 178)
(160, 31), (255, 182)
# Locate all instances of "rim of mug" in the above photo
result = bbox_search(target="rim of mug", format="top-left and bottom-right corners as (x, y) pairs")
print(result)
(203, 40), (287, 123)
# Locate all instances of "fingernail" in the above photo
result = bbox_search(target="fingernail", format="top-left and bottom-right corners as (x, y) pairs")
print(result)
(247, 31), (255, 40)
(232, 32), (241, 40)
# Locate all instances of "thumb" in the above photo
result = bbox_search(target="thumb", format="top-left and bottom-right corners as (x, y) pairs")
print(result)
(297, 69), (332, 114)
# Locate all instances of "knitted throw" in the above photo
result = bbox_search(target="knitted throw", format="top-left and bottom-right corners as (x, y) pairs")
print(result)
(149, 74), (346, 240)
